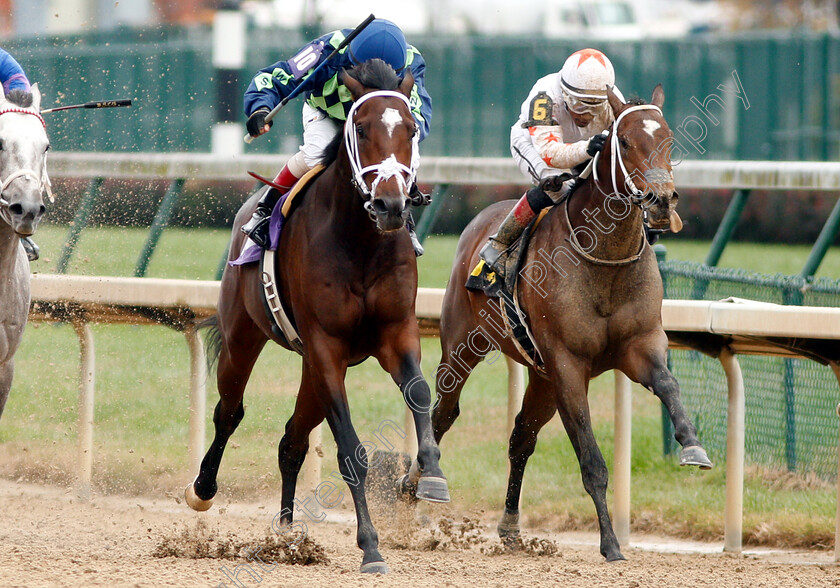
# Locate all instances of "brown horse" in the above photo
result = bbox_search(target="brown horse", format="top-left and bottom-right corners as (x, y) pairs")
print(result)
(426, 86), (712, 561)
(185, 60), (449, 574)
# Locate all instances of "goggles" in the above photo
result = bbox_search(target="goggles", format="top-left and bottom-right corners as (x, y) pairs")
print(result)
(563, 91), (606, 115)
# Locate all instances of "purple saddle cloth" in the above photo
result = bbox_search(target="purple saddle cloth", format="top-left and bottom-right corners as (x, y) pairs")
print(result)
(229, 191), (290, 266)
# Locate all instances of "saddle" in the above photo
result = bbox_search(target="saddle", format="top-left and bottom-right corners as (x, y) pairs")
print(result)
(466, 211), (550, 372)
(228, 165), (327, 354)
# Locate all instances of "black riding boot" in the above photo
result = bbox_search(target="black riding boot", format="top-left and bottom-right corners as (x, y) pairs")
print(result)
(20, 237), (39, 262)
(241, 188), (280, 249)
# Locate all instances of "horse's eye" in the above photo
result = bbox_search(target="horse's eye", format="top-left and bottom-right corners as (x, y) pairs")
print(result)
(355, 125), (365, 139)
(0, 140), (4, 151)
(45, 144), (50, 153)
(619, 136), (629, 150)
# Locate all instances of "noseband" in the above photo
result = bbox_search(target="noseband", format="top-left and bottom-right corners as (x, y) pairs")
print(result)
(343, 90), (418, 219)
(0, 107), (52, 228)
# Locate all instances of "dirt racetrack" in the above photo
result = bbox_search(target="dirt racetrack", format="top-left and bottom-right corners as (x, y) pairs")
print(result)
(1, 478), (838, 588)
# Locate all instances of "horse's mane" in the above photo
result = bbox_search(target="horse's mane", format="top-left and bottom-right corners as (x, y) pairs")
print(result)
(318, 59), (402, 166)
(6, 89), (33, 108)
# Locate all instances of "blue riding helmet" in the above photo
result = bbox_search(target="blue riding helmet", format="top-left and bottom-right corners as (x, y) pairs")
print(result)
(347, 19), (407, 73)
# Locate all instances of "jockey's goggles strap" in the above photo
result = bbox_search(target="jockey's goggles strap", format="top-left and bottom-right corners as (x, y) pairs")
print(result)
(609, 104), (663, 202)
(344, 90), (418, 201)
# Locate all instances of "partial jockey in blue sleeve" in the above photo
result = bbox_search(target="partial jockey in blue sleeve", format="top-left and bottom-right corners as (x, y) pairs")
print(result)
(242, 19), (432, 255)
(0, 48), (38, 261)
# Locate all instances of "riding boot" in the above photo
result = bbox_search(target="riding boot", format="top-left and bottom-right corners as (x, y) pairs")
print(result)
(406, 211), (424, 257)
(479, 187), (552, 279)
(20, 237), (39, 262)
(241, 162), (301, 248)
(241, 188), (281, 248)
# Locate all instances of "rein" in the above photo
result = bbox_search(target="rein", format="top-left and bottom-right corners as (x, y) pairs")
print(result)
(0, 107), (52, 228)
(343, 90), (418, 218)
(566, 104), (663, 266)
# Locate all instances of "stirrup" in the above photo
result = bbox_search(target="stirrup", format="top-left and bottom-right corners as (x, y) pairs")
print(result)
(241, 213), (271, 248)
(479, 240), (507, 277)
(21, 237), (39, 262)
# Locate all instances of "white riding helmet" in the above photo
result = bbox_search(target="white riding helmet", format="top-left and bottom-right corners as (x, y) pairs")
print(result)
(559, 49), (615, 114)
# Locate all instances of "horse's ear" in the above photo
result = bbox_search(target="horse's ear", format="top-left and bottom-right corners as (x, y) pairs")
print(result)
(30, 83), (41, 111)
(651, 84), (665, 108)
(341, 69), (364, 101)
(606, 85), (623, 116)
(398, 71), (414, 99)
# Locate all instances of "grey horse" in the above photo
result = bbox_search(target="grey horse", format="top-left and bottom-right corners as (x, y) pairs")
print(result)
(0, 84), (49, 419)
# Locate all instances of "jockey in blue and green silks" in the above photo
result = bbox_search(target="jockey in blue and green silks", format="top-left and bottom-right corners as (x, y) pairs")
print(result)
(242, 18), (432, 255)
(0, 47), (39, 262)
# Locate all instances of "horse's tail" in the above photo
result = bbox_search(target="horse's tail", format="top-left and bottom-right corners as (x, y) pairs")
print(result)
(197, 315), (222, 375)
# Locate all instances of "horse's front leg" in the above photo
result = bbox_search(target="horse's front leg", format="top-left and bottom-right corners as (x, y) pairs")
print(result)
(377, 323), (450, 503)
(619, 332), (713, 469)
(308, 337), (388, 574)
(551, 353), (625, 561)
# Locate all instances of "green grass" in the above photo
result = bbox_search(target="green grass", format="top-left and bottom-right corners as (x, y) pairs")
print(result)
(2, 224), (837, 550)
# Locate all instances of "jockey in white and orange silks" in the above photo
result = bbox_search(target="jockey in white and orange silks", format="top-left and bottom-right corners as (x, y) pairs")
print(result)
(479, 48), (626, 277)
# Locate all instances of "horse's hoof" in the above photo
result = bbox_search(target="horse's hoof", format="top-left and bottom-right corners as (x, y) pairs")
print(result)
(360, 561), (389, 574)
(605, 551), (627, 562)
(497, 509), (521, 540)
(395, 474), (418, 503)
(415, 476), (450, 503)
(680, 445), (713, 470)
(184, 484), (214, 512)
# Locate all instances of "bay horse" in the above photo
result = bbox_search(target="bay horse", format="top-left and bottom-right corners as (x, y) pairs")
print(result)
(425, 86), (712, 561)
(0, 86), (48, 420)
(185, 60), (448, 574)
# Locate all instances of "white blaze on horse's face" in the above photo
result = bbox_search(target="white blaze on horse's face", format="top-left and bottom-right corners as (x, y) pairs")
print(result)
(0, 85), (49, 237)
(643, 120), (660, 138)
(381, 107), (402, 138)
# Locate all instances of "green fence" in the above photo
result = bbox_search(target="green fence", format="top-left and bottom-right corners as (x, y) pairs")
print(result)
(6, 26), (840, 160)
(660, 260), (840, 479)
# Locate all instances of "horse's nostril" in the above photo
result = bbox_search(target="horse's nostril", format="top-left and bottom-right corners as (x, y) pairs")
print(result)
(38, 205), (46, 216)
(8, 203), (22, 216)
(372, 198), (389, 215)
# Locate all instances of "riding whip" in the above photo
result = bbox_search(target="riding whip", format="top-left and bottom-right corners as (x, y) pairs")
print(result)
(40, 99), (133, 114)
(243, 13), (376, 144)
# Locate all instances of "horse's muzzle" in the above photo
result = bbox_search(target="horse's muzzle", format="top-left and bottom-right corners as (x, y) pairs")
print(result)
(371, 195), (408, 232)
(6, 198), (45, 236)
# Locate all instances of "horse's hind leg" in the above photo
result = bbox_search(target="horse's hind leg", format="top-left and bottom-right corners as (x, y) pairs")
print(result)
(276, 369), (326, 527)
(620, 337), (713, 469)
(186, 330), (266, 511)
(0, 360), (12, 420)
(499, 369), (556, 543)
(552, 357), (625, 561)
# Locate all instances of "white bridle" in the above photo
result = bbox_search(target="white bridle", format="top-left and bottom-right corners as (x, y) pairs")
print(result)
(0, 107), (52, 227)
(593, 104), (664, 203)
(343, 90), (418, 214)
